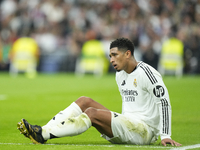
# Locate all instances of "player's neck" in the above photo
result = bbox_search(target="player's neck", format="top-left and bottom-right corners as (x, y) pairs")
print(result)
(125, 58), (138, 74)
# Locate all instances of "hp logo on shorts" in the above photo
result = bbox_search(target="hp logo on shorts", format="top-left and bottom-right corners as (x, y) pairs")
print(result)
(153, 85), (165, 97)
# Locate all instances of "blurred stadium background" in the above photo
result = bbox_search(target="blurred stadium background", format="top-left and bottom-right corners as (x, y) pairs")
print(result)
(0, 0), (200, 77)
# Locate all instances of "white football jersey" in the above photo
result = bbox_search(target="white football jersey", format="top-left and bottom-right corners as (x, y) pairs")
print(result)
(115, 61), (171, 141)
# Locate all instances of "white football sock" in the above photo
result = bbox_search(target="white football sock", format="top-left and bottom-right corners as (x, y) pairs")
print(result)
(42, 113), (91, 140)
(43, 102), (82, 128)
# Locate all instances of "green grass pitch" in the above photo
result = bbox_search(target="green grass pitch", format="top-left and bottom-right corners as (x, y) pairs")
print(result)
(0, 73), (199, 150)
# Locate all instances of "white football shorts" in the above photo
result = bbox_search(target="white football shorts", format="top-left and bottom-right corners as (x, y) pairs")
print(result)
(102, 112), (154, 145)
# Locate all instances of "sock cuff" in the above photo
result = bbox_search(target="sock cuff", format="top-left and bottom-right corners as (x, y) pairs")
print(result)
(81, 113), (92, 128)
(61, 102), (82, 118)
(72, 102), (83, 114)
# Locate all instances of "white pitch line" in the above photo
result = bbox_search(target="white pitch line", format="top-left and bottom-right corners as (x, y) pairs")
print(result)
(1, 143), (200, 149)
(170, 144), (200, 150)
(0, 143), (170, 149)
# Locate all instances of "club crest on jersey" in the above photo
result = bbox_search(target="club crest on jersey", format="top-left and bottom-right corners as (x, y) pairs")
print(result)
(153, 85), (165, 97)
(133, 79), (137, 87)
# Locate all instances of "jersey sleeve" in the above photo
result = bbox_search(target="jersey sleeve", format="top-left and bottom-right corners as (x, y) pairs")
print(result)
(140, 64), (172, 140)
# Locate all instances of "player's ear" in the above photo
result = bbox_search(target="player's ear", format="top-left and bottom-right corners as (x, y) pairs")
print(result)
(126, 50), (132, 58)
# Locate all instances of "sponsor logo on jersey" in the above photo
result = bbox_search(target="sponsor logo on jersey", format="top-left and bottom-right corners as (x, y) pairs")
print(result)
(133, 78), (137, 87)
(122, 89), (138, 96)
(122, 89), (138, 102)
(153, 85), (165, 97)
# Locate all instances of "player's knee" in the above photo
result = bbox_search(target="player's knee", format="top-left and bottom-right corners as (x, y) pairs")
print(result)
(76, 96), (94, 105)
(84, 107), (97, 123)
(85, 107), (96, 114)
(75, 96), (94, 112)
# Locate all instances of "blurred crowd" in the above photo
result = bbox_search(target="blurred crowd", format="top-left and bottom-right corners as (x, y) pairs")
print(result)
(0, 0), (200, 74)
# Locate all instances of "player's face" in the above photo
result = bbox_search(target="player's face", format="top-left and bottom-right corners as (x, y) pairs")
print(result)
(109, 47), (128, 71)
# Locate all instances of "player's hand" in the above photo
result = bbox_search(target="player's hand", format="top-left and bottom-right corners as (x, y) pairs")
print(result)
(161, 138), (182, 146)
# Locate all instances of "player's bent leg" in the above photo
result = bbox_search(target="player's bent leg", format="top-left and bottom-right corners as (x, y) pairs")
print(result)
(17, 96), (111, 144)
(84, 107), (113, 138)
(42, 96), (107, 130)
(75, 96), (110, 112)
(42, 96), (108, 140)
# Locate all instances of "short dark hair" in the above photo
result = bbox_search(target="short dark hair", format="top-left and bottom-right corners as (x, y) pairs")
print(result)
(110, 37), (135, 55)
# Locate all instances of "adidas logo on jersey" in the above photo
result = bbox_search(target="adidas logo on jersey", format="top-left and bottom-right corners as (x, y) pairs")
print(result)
(121, 80), (126, 86)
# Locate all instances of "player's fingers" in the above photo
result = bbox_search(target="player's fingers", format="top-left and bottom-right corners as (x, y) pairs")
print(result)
(170, 141), (174, 146)
(161, 141), (167, 146)
(175, 142), (182, 147)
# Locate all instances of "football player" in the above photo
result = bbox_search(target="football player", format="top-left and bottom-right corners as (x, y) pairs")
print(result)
(17, 37), (181, 147)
